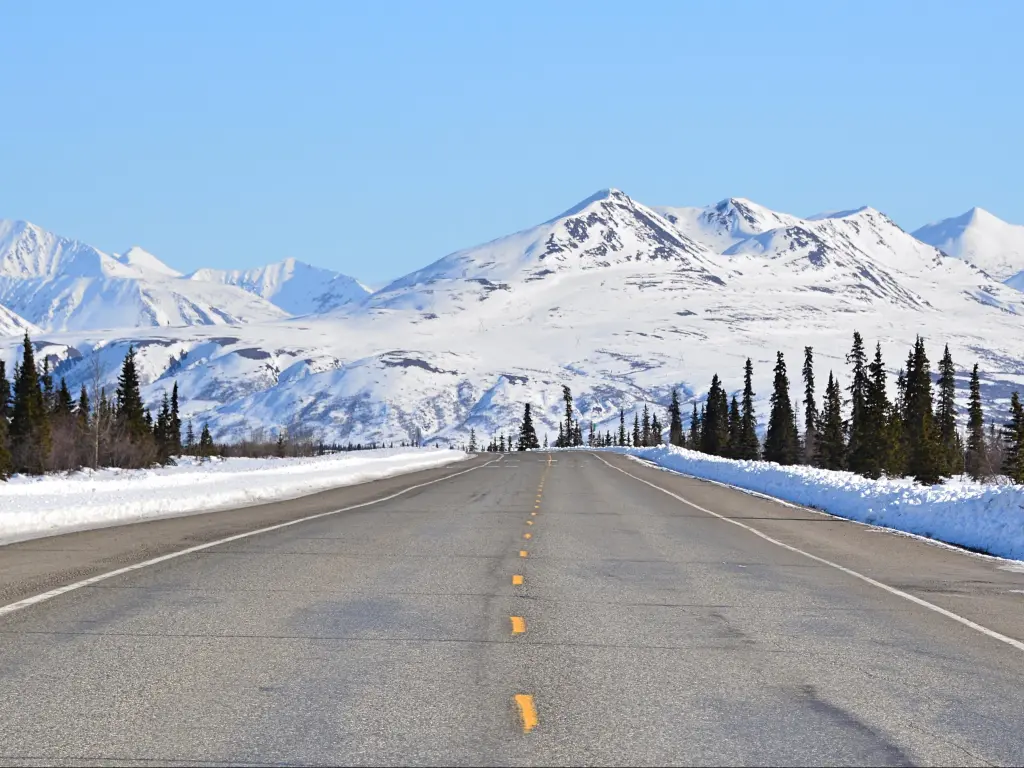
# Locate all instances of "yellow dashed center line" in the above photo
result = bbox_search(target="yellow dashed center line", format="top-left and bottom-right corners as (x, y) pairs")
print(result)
(511, 616), (526, 634)
(512, 574), (524, 585)
(515, 694), (538, 733)
(520, 550), (528, 558)
(526, 520), (533, 526)
(523, 532), (532, 539)
(531, 511), (537, 516)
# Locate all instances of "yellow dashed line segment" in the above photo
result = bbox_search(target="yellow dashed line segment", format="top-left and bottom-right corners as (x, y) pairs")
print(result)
(515, 694), (538, 733)
(520, 550), (528, 558)
(511, 616), (526, 634)
(523, 532), (532, 539)
(512, 574), (524, 586)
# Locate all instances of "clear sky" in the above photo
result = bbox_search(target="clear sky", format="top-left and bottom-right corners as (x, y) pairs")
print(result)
(0, 1), (1020, 284)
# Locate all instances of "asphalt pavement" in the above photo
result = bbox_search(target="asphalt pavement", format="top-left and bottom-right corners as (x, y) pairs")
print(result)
(1, 450), (1023, 766)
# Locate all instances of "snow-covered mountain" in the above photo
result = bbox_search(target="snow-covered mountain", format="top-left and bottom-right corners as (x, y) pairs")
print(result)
(913, 207), (1024, 281)
(0, 220), (289, 332)
(7, 189), (1023, 452)
(0, 304), (38, 338)
(189, 258), (369, 315)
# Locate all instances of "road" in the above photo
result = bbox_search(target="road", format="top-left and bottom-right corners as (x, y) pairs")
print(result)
(1, 450), (1024, 766)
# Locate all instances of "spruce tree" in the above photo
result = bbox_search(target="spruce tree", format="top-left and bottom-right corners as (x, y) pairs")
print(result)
(562, 386), (574, 447)
(737, 358), (759, 460)
(633, 414), (641, 448)
(40, 357), (54, 414)
(55, 378), (74, 416)
(727, 395), (741, 458)
(185, 420), (196, 455)
(904, 337), (943, 484)
(668, 389), (684, 446)
(965, 363), (986, 480)
(116, 346), (148, 440)
(77, 384), (90, 431)
(651, 414), (662, 445)
(199, 423), (214, 458)
(763, 351), (799, 465)
(1002, 392), (1024, 483)
(618, 409), (626, 447)
(499, 434), (506, 453)
(934, 344), (962, 475)
(641, 405), (651, 447)
(519, 403), (539, 450)
(702, 374), (729, 456)
(802, 346), (817, 465)
(557, 422), (565, 448)
(861, 343), (894, 479)
(816, 371), (846, 470)
(9, 334), (51, 474)
(468, 428), (477, 452)
(169, 382), (182, 455)
(0, 359), (10, 423)
(846, 332), (870, 475)
(689, 402), (701, 449)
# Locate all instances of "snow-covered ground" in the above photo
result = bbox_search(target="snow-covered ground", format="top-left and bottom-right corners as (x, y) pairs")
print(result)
(603, 446), (1024, 562)
(0, 448), (468, 545)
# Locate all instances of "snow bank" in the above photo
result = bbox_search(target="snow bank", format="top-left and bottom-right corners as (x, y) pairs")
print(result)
(0, 448), (468, 545)
(604, 446), (1024, 561)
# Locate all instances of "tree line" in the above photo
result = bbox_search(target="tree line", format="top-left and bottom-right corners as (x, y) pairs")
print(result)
(545, 332), (1022, 486)
(0, 334), (218, 478)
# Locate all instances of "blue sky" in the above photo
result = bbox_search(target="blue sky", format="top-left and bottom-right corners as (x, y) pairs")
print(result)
(0, 1), (1019, 284)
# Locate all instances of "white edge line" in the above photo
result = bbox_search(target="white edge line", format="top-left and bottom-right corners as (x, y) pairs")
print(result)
(0, 458), (498, 620)
(593, 453), (1024, 654)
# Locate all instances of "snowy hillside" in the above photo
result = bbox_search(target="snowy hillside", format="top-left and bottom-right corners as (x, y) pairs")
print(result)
(0, 219), (288, 332)
(913, 207), (1024, 281)
(0, 304), (38, 337)
(190, 258), (369, 314)
(6, 189), (1024, 451)
(654, 197), (802, 252)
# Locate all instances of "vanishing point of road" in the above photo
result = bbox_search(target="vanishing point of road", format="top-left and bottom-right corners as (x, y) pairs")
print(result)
(1, 451), (1023, 766)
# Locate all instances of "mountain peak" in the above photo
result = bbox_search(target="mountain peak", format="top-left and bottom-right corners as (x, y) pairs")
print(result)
(551, 188), (631, 221)
(913, 207), (1024, 280)
(115, 246), (182, 278)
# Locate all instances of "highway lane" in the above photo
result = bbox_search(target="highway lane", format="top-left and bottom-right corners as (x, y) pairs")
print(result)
(1, 450), (1023, 766)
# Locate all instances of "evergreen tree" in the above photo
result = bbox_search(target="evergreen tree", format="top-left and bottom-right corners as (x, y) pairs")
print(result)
(689, 403), (701, 449)
(846, 332), (871, 475)
(763, 351), (799, 465)
(55, 377), (74, 416)
(77, 384), (90, 431)
(9, 334), (51, 474)
(904, 337), (943, 484)
(0, 359), (10, 423)
(618, 409), (626, 447)
(199, 423), (214, 458)
(543, 433), (548, 449)
(802, 346), (817, 465)
(40, 357), (54, 414)
(737, 358), (759, 460)
(468, 428), (477, 452)
(860, 343), (894, 478)
(518, 403), (539, 450)
(934, 345), (962, 475)
(641, 405), (651, 447)
(668, 388), (684, 446)
(116, 346), (148, 440)
(499, 434), (506, 452)
(727, 395), (741, 458)
(1002, 392), (1024, 483)
(965, 363), (986, 480)
(633, 414), (641, 448)
(588, 421), (595, 447)
(562, 386), (574, 448)
(701, 374), (729, 456)
(816, 371), (846, 470)
(169, 382), (182, 455)
(0, 360), (10, 478)
(651, 414), (662, 445)
(557, 422), (565, 448)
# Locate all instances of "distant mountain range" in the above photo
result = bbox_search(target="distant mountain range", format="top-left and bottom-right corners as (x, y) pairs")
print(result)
(1, 192), (1022, 447)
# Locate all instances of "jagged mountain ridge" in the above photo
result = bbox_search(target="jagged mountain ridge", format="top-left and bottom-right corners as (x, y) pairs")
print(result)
(5, 188), (1023, 451)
